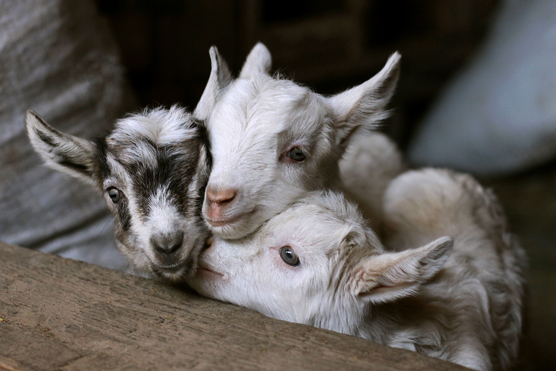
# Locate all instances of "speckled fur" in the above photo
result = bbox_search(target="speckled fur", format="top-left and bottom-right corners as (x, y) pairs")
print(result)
(26, 106), (211, 281)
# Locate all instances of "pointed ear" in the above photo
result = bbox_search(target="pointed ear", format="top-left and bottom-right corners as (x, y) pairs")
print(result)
(328, 52), (401, 148)
(351, 236), (452, 304)
(239, 42), (272, 79)
(26, 110), (98, 185)
(194, 46), (234, 120)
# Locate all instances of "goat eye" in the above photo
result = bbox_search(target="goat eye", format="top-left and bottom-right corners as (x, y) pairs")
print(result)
(280, 246), (300, 266)
(286, 147), (306, 162)
(107, 188), (122, 203)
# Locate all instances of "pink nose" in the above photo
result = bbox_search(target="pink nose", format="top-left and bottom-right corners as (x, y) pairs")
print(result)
(205, 187), (238, 222)
(206, 187), (237, 206)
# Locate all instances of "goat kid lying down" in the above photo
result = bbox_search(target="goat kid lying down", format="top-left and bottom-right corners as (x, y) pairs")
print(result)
(26, 106), (211, 281)
(194, 42), (403, 239)
(187, 169), (526, 371)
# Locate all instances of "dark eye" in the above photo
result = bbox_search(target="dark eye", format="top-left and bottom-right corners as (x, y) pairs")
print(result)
(280, 246), (300, 266)
(107, 187), (122, 203)
(286, 147), (306, 162)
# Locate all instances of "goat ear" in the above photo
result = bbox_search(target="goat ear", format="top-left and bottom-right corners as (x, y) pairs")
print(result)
(26, 110), (97, 185)
(194, 46), (233, 120)
(351, 236), (452, 304)
(328, 52), (401, 148)
(239, 42), (272, 79)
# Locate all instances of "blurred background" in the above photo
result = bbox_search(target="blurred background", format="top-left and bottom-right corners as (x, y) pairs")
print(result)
(1, 0), (554, 369)
(94, 0), (498, 150)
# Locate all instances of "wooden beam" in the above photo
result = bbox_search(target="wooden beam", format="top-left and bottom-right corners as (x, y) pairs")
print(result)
(0, 242), (468, 370)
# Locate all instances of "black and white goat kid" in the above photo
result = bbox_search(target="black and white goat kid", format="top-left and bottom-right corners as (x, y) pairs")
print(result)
(26, 106), (212, 281)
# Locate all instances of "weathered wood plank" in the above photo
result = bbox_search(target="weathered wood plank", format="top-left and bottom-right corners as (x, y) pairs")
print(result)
(0, 242), (467, 370)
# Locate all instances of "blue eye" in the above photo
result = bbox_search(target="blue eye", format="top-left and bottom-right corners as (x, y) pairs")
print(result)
(280, 246), (300, 266)
(107, 187), (122, 203)
(286, 147), (306, 162)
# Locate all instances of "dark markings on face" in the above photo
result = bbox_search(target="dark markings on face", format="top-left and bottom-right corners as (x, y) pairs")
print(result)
(195, 122), (212, 211)
(124, 138), (201, 220)
(94, 139), (112, 179)
(116, 121), (211, 225)
(95, 138), (132, 232)
(94, 119), (212, 247)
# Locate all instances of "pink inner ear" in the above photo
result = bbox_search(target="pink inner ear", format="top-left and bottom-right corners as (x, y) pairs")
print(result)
(351, 266), (380, 295)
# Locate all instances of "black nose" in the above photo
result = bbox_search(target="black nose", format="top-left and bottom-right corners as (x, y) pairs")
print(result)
(151, 231), (184, 256)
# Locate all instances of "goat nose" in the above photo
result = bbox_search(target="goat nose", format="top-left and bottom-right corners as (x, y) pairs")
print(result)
(206, 187), (237, 205)
(151, 231), (184, 255)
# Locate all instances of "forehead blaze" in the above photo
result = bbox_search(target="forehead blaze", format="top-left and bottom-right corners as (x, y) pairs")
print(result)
(95, 140), (134, 233)
(124, 139), (202, 218)
(101, 131), (206, 229)
(93, 106), (211, 253)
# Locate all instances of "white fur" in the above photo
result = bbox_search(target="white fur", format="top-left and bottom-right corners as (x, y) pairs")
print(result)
(188, 170), (525, 371)
(195, 43), (401, 239)
(340, 131), (406, 232)
(127, 185), (180, 268)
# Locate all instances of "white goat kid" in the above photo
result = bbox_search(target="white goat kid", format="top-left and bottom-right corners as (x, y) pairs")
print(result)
(194, 42), (401, 239)
(26, 107), (211, 281)
(382, 169), (526, 371)
(340, 131), (406, 232)
(187, 170), (525, 371)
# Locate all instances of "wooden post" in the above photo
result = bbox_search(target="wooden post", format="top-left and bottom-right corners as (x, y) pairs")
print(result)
(0, 242), (468, 370)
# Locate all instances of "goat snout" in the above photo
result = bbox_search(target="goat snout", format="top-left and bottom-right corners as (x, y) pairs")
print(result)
(151, 231), (184, 257)
(207, 187), (237, 205)
(205, 186), (239, 222)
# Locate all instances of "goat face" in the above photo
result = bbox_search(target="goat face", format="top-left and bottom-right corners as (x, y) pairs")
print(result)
(187, 191), (452, 334)
(202, 78), (339, 239)
(26, 106), (212, 281)
(195, 43), (401, 239)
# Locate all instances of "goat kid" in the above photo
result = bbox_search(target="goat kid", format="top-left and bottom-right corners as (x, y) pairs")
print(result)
(187, 170), (525, 371)
(194, 42), (401, 239)
(340, 130), (406, 233)
(381, 169), (526, 371)
(26, 106), (211, 281)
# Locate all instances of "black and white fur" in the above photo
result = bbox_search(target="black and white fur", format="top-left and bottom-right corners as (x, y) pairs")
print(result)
(26, 106), (212, 281)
